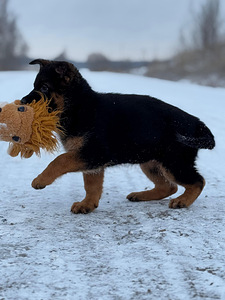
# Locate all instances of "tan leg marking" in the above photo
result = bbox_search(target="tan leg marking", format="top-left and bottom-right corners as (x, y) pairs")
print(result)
(32, 152), (85, 189)
(64, 136), (84, 152)
(169, 179), (205, 209)
(71, 169), (104, 214)
(127, 161), (178, 202)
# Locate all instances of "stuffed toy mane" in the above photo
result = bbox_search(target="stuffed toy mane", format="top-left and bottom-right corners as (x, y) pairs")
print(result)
(0, 95), (62, 158)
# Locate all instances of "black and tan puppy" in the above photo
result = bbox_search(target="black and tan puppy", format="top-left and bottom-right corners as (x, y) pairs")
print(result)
(21, 59), (215, 213)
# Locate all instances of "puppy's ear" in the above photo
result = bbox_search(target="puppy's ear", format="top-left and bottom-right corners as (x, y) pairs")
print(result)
(29, 59), (51, 68)
(55, 65), (67, 77)
(55, 63), (74, 83)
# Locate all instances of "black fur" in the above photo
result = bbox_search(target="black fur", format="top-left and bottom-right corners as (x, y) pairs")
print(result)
(21, 59), (215, 203)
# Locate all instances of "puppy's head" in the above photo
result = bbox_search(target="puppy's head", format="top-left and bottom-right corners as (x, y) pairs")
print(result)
(21, 59), (81, 110)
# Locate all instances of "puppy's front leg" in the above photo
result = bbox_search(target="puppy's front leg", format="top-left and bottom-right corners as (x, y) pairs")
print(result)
(32, 152), (85, 189)
(71, 170), (104, 214)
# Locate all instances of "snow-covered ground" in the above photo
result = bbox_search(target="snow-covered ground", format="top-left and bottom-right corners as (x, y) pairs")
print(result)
(0, 70), (225, 300)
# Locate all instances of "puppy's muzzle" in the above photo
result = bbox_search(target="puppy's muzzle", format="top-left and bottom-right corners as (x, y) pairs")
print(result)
(21, 90), (42, 104)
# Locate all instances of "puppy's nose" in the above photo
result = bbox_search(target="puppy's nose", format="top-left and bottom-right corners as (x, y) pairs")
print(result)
(21, 97), (28, 104)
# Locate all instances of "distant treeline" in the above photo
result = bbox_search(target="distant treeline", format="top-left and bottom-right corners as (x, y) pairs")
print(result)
(1, 0), (224, 87)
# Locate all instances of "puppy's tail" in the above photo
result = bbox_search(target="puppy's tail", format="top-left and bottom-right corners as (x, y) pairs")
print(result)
(176, 121), (215, 150)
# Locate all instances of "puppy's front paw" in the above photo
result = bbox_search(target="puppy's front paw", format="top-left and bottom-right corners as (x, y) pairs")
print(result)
(169, 198), (187, 209)
(71, 200), (98, 214)
(32, 176), (46, 190)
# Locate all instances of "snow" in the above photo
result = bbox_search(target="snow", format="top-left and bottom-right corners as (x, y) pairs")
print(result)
(0, 123), (7, 129)
(0, 70), (225, 300)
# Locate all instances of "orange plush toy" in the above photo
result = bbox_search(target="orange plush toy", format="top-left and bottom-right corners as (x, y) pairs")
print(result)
(0, 96), (62, 158)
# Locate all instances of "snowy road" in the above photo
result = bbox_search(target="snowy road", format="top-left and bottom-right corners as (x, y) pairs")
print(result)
(0, 71), (225, 299)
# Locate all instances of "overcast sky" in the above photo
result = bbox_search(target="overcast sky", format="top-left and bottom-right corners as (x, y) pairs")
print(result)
(9, 0), (225, 61)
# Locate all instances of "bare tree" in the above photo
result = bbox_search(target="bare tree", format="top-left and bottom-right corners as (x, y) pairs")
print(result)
(0, 0), (28, 70)
(87, 53), (111, 71)
(192, 0), (221, 50)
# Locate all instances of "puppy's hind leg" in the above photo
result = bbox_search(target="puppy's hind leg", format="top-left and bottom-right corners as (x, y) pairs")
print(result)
(127, 161), (178, 202)
(169, 169), (205, 209)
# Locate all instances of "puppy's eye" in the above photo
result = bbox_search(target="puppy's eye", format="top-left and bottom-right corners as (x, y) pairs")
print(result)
(40, 85), (49, 93)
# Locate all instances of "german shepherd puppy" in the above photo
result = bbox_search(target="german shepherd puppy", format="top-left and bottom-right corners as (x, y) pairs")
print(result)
(21, 59), (215, 214)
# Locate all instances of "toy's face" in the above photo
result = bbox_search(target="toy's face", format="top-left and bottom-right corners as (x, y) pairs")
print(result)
(0, 102), (34, 144)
